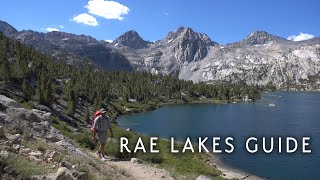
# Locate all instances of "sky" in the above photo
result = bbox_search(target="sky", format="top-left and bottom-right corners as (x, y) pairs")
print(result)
(0, 0), (319, 44)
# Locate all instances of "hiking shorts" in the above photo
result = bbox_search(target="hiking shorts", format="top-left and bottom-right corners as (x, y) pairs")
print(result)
(96, 131), (107, 144)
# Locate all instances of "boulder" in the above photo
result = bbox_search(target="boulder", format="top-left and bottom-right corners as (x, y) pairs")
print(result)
(7, 134), (21, 144)
(0, 126), (5, 138)
(28, 150), (43, 157)
(72, 171), (88, 180)
(0, 95), (21, 108)
(31, 102), (52, 113)
(196, 175), (212, 180)
(6, 108), (51, 124)
(0, 112), (6, 124)
(12, 144), (20, 151)
(29, 109), (52, 125)
(20, 148), (31, 154)
(130, 158), (142, 164)
(28, 155), (42, 162)
(55, 140), (85, 156)
(0, 150), (9, 158)
(4, 141), (12, 147)
(60, 161), (73, 170)
(3, 165), (15, 174)
(44, 150), (59, 160)
(54, 167), (76, 180)
(126, 128), (133, 132)
(32, 122), (47, 136)
(46, 127), (64, 142)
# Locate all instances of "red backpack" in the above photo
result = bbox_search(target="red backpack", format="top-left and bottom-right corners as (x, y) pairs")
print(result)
(90, 110), (102, 127)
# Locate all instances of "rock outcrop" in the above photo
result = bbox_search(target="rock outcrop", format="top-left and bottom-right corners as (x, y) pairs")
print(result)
(0, 95), (83, 156)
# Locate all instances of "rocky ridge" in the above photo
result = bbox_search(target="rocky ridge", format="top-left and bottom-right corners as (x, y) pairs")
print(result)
(1, 20), (320, 89)
(0, 20), (132, 71)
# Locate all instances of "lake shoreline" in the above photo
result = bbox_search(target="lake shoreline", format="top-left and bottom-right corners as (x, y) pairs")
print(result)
(116, 95), (263, 180)
(207, 152), (265, 180)
(114, 97), (246, 119)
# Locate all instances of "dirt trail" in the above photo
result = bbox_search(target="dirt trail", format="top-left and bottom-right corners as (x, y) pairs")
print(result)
(108, 160), (174, 180)
(88, 152), (174, 180)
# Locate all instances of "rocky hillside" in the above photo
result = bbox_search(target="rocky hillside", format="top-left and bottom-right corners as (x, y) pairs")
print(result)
(179, 34), (320, 89)
(0, 20), (132, 71)
(1, 20), (320, 89)
(0, 94), (177, 180)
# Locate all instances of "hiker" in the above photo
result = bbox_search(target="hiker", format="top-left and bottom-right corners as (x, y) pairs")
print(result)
(92, 108), (114, 161)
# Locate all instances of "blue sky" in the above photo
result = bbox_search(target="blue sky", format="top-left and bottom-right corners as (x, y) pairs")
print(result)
(1, 0), (319, 44)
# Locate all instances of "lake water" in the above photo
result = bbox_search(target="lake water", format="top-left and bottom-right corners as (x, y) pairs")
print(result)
(117, 92), (320, 180)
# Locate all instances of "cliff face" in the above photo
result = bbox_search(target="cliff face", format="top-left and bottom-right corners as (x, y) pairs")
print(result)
(179, 41), (320, 89)
(115, 29), (320, 89)
(115, 27), (219, 75)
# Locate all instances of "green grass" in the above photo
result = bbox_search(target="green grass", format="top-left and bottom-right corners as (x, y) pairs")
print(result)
(24, 141), (50, 153)
(75, 163), (93, 180)
(1, 153), (55, 179)
(52, 117), (76, 139)
(106, 126), (222, 178)
(51, 100), (227, 179)
(52, 152), (65, 163)
(54, 122), (223, 178)
(20, 101), (34, 110)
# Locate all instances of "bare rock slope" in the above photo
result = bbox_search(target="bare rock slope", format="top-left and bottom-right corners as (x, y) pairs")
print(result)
(1, 20), (320, 89)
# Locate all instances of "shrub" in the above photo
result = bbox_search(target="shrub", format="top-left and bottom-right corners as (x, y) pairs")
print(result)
(5, 154), (54, 179)
(75, 130), (97, 150)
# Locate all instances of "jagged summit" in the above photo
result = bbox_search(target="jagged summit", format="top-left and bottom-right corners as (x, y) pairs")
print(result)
(112, 30), (151, 49)
(245, 31), (287, 44)
(164, 26), (218, 46)
(0, 20), (18, 37)
(228, 30), (290, 47)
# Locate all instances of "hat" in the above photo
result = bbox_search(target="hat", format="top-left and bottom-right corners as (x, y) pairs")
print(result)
(100, 108), (107, 114)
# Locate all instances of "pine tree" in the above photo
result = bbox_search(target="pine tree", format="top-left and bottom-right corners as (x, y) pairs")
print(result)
(35, 78), (43, 103)
(0, 58), (11, 83)
(93, 97), (102, 111)
(0, 38), (11, 82)
(82, 104), (91, 123)
(22, 79), (31, 101)
(66, 89), (76, 116)
(43, 79), (54, 106)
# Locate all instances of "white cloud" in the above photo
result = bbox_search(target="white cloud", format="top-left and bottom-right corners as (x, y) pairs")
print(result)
(105, 40), (113, 43)
(72, 13), (99, 26)
(163, 12), (169, 16)
(46, 27), (59, 32)
(59, 25), (64, 28)
(287, 32), (315, 41)
(85, 0), (129, 21)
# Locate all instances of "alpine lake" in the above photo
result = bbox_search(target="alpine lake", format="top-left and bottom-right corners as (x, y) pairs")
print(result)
(118, 92), (320, 180)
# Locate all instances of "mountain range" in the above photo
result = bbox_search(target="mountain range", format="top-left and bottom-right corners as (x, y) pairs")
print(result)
(1, 20), (320, 90)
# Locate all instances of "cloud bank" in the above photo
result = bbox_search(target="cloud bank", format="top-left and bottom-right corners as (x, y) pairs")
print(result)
(72, 13), (99, 26)
(287, 33), (315, 41)
(86, 0), (130, 21)
(46, 27), (59, 32)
